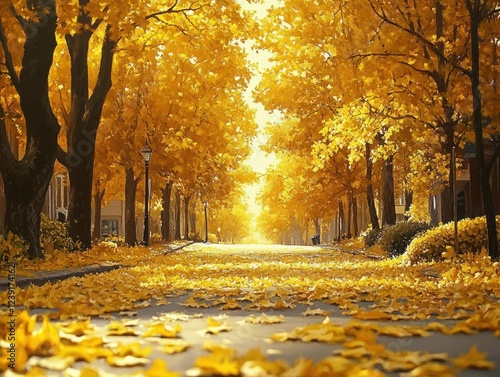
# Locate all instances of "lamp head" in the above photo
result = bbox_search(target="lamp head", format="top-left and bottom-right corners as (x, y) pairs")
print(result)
(141, 143), (152, 163)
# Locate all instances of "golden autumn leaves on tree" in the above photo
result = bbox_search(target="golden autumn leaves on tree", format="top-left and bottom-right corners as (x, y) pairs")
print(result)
(0, 0), (499, 257)
(0, 0), (257, 256)
(255, 0), (499, 257)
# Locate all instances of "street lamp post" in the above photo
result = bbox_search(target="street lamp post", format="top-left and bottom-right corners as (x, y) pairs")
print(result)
(141, 143), (152, 246)
(203, 201), (208, 243)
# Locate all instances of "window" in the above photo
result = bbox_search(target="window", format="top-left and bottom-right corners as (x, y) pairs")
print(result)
(101, 220), (119, 237)
(55, 174), (69, 210)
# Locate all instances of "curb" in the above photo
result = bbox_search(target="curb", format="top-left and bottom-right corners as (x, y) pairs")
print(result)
(159, 240), (195, 255)
(0, 263), (122, 290)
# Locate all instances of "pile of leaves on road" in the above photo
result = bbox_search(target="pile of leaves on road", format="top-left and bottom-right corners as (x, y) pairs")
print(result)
(1, 242), (500, 376)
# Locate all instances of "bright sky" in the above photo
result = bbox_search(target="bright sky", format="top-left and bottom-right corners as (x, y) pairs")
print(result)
(237, 0), (282, 241)
(238, 0), (280, 238)
(242, 67), (281, 205)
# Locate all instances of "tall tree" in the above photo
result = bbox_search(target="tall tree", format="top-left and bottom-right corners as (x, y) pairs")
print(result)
(366, 0), (499, 256)
(463, 0), (499, 259)
(55, 0), (212, 249)
(0, 1), (59, 259)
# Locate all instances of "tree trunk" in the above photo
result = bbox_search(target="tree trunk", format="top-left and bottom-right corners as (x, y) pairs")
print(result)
(313, 218), (320, 235)
(161, 181), (173, 242)
(467, 3), (498, 259)
(0, 176), (4, 233)
(404, 190), (413, 221)
(67, 154), (94, 247)
(174, 191), (181, 240)
(347, 196), (353, 238)
(338, 198), (344, 241)
(3, 164), (54, 259)
(352, 196), (359, 236)
(124, 167), (139, 246)
(184, 195), (190, 239)
(381, 155), (396, 226)
(59, 21), (117, 250)
(365, 143), (380, 230)
(189, 204), (196, 238)
(441, 128), (456, 224)
(92, 186), (105, 239)
(0, 4), (59, 259)
(436, 0), (456, 225)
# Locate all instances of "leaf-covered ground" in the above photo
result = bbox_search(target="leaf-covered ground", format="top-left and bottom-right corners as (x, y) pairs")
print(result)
(1, 242), (500, 376)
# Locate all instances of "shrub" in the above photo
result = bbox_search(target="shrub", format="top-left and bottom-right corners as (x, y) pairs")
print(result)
(404, 216), (500, 264)
(364, 227), (383, 247)
(0, 233), (27, 263)
(189, 232), (204, 243)
(378, 221), (432, 258)
(0, 215), (76, 261)
(101, 236), (126, 247)
(40, 214), (77, 252)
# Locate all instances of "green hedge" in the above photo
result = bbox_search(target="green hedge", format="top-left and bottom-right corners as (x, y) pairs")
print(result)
(364, 227), (383, 248)
(378, 222), (432, 258)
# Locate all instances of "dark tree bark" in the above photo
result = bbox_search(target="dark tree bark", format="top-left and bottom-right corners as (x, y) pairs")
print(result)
(92, 184), (105, 239)
(56, 6), (117, 249)
(466, 0), (498, 259)
(441, 127), (457, 224)
(189, 209), (196, 239)
(381, 155), (396, 226)
(352, 196), (359, 236)
(0, 177), (4, 233)
(313, 218), (320, 235)
(338, 198), (345, 242)
(404, 190), (413, 221)
(124, 167), (139, 246)
(174, 191), (181, 240)
(347, 196), (353, 238)
(365, 143), (380, 230)
(161, 181), (173, 242)
(183, 195), (190, 240)
(0, 3), (60, 259)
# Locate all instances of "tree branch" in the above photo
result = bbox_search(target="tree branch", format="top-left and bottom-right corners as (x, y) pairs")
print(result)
(91, 5), (110, 31)
(86, 24), (117, 127)
(486, 139), (500, 175)
(0, 18), (20, 93)
(9, 4), (27, 29)
(145, 0), (210, 20)
(149, 17), (190, 35)
(369, 0), (472, 77)
(56, 144), (68, 168)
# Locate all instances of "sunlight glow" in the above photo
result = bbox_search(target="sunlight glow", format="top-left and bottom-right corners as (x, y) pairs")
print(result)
(238, 1), (283, 242)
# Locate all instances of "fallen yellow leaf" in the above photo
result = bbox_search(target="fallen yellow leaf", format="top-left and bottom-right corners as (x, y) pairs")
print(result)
(143, 358), (180, 377)
(453, 345), (495, 370)
(142, 322), (182, 338)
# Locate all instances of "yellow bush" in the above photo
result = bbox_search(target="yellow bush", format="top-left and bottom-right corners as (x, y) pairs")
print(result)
(403, 216), (500, 264)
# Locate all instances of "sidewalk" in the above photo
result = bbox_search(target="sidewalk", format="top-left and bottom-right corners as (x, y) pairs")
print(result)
(0, 240), (194, 290)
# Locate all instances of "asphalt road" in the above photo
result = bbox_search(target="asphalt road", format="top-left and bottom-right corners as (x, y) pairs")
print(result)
(27, 291), (500, 377)
(6, 243), (500, 376)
